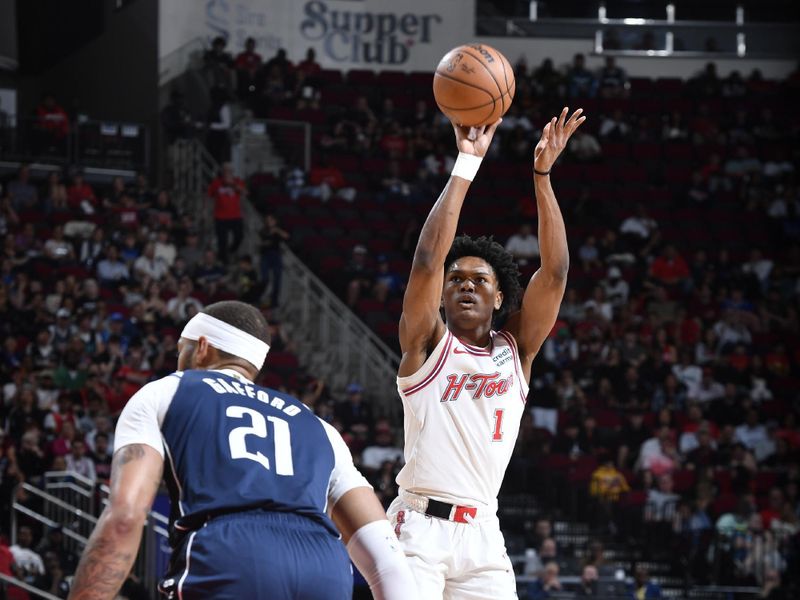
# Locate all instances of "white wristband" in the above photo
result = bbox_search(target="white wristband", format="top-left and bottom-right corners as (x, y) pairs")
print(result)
(346, 519), (417, 600)
(451, 152), (483, 182)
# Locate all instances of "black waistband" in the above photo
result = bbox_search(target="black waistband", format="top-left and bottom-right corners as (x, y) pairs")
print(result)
(425, 498), (455, 520)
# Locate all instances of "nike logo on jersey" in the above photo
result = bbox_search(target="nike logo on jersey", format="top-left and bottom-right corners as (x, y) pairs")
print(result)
(453, 347), (469, 354)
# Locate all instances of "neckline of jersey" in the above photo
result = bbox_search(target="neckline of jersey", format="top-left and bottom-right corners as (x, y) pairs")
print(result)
(454, 331), (495, 354)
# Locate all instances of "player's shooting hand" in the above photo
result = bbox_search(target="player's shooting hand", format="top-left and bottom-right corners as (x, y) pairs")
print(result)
(452, 119), (502, 158)
(534, 107), (586, 173)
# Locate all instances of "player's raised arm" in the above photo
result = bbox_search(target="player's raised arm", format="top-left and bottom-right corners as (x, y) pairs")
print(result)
(399, 119), (501, 375)
(506, 107), (586, 379)
(68, 443), (163, 600)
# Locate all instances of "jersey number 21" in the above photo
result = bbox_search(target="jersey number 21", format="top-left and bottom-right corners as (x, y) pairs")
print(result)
(226, 406), (294, 476)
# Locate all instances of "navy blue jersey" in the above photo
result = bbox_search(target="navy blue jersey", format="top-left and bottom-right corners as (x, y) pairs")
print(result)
(160, 370), (337, 537)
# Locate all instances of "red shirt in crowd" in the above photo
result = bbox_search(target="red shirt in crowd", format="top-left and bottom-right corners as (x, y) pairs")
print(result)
(651, 255), (690, 284)
(37, 103), (70, 138)
(67, 182), (97, 210)
(309, 166), (345, 189)
(207, 176), (245, 220)
(235, 50), (262, 73)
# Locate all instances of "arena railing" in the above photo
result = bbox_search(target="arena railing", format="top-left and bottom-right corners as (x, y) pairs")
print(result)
(281, 246), (402, 418)
(11, 482), (94, 557)
(479, 1), (800, 57)
(0, 572), (63, 600)
(0, 116), (150, 171)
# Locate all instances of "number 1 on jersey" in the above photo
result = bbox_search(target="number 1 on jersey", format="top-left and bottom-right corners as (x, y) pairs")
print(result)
(492, 408), (504, 441)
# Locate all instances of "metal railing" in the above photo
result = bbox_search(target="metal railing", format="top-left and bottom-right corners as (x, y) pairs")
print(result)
(172, 137), (219, 237)
(11, 474), (170, 597)
(0, 117), (150, 170)
(0, 572), (63, 600)
(231, 117), (311, 178)
(280, 246), (401, 418)
(12, 484), (92, 557)
(480, 1), (800, 57)
(44, 470), (96, 526)
(159, 35), (207, 87)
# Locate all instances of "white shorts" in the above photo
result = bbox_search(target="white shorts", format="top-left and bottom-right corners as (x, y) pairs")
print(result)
(387, 496), (518, 600)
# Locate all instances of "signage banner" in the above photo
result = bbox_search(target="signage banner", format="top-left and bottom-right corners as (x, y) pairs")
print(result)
(161, 0), (475, 72)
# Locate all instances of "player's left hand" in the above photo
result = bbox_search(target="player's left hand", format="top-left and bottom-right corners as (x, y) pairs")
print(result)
(534, 107), (586, 173)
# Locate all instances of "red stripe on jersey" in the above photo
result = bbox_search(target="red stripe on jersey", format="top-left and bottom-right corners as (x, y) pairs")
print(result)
(402, 333), (454, 396)
(498, 330), (528, 404)
(456, 335), (493, 356)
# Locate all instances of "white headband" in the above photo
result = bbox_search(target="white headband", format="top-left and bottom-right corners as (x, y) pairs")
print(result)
(181, 313), (270, 371)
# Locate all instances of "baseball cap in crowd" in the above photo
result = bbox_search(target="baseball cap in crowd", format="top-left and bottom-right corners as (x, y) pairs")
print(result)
(375, 422), (391, 433)
(353, 245), (367, 255)
(608, 266), (622, 279)
(56, 308), (71, 319)
(110, 312), (125, 322)
(346, 383), (363, 394)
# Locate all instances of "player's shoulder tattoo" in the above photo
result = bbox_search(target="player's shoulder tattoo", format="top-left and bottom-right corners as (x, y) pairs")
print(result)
(115, 444), (147, 467)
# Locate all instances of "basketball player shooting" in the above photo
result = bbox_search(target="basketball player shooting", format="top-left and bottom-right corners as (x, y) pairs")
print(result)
(387, 106), (586, 599)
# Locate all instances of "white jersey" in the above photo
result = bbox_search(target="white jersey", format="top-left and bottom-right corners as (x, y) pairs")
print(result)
(396, 329), (528, 509)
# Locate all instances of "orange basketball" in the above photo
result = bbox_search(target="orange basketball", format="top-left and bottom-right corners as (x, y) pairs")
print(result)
(433, 43), (516, 127)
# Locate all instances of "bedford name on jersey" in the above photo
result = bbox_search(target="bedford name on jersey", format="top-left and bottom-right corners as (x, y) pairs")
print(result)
(201, 376), (302, 417)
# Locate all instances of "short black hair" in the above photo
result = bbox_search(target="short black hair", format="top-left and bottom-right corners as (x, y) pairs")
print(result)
(444, 235), (522, 327)
(202, 301), (271, 362)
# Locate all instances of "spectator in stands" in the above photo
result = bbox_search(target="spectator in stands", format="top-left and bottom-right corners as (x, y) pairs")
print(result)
(258, 213), (288, 307)
(599, 109), (631, 140)
(735, 409), (769, 451)
(589, 451), (629, 532)
(35, 92), (69, 141)
(66, 171), (97, 214)
(566, 53), (597, 98)
(649, 245), (690, 289)
(372, 255), (403, 303)
(725, 146), (763, 180)
(263, 48), (293, 80)
(568, 128), (602, 161)
(630, 565), (663, 598)
(309, 155), (356, 202)
(297, 47), (320, 78)
(96, 245), (129, 287)
(504, 223), (540, 267)
(344, 244), (373, 308)
(42, 225), (74, 264)
(637, 425), (679, 474)
(161, 89), (195, 146)
(203, 36), (234, 93)
(619, 204), (659, 255)
(231, 255), (265, 303)
(7, 164), (38, 212)
(360, 420), (404, 475)
(645, 473), (680, 522)
(760, 568), (786, 600)
(133, 242), (168, 283)
(206, 86), (233, 163)
(207, 162), (245, 264)
(64, 438), (96, 483)
(598, 56), (628, 98)
(577, 564), (600, 596)
(10, 526), (45, 584)
(177, 229), (204, 272)
(528, 560), (562, 599)
(35, 526), (76, 574)
(234, 37), (262, 104)
(166, 277), (203, 323)
(578, 235), (601, 271)
(194, 249), (227, 296)
(602, 266), (629, 309)
(335, 382), (373, 430)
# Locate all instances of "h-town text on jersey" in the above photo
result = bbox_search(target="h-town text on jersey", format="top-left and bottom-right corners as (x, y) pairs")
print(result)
(440, 372), (514, 402)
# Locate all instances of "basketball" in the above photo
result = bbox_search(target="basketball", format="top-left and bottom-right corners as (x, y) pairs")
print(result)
(433, 43), (516, 127)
